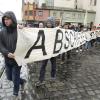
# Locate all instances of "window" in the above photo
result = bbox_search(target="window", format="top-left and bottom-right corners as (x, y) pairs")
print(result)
(94, 0), (97, 6)
(60, 12), (63, 17)
(34, 11), (36, 16)
(90, 0), (97, 6)
(75, 0), (77, 9)
(25, 11), (27, 15)
(38, 11), (43, 16)
(29, 10), (33, 16)
(90, 0), (92, 5)
(46, 0), (54, 7)
(53, 12), (56, 17)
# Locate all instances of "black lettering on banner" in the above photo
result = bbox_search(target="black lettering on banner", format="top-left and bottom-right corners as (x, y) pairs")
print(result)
(53, 29), (63, 54)
(78, 32), (82, 45)
(69, 31), (74, 47)
(83, 34), (86, 43)
(79, 33), (83, 45)
(95, 31), (99, 37)
(64, 31), (70, 49)
(91, 31), (96, 39)
(73, 32), (78, 47)
(80, 34), (85, 44)
(90, 32), (94, 37)
(25, 30), (47, 58)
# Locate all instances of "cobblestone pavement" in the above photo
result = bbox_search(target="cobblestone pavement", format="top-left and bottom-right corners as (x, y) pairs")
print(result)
(0, 45), (100, 100)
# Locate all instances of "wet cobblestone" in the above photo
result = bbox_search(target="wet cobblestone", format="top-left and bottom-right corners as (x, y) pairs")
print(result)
(0, 44), (100, 100)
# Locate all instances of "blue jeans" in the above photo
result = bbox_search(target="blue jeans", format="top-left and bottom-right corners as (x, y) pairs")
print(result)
(96, 37), (100, 42)
(85, 41), (92, 49)
(61, 50), (71, 61)
(5, 59), (24, 96)
(39, 57), (56, 82)
(62, 53), (65, 61)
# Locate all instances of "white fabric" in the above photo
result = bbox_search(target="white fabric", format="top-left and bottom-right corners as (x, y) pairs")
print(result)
(14, 28), (100, 66)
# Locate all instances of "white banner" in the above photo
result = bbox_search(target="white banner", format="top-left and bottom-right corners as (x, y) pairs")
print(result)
(14, 28), (100, 66)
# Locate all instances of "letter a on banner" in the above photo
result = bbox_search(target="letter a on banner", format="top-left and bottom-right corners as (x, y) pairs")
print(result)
(25, 30), (47, 58)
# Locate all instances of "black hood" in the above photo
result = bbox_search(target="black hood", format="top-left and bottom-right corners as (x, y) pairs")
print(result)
(2, 11), (17, 29)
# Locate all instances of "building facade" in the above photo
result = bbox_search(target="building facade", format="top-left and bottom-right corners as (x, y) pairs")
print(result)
(0, 11), (3, 29)
(0, 11), (3, 22)
(54, 0), (75, 9)
(22, 0), (96, 26)
(49, 8), (95, 25)
(95, 0), (100, 25)
(77, 0), (96, 11)
(23, 2), (49, 26)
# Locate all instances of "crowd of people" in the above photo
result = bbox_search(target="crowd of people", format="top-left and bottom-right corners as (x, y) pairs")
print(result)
(0, 11), (100, 100)
(25, 17), (100, 87)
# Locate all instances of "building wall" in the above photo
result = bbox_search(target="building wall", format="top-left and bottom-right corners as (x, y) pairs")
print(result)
(77, 0), (96, 11)
(23, 1), (96, 24)
(54, 0), (75, 8)
(50, 9), (95, 24)
(23, 3), (36, 21)
(0, 11), (3, 29)
(45, 0), (54, 7)
(0, 11), (3, 22)
(35, 9), (49, 21)
(95, 0), (100, 25)
(27, 0), (97, 11)
(50, 0), (96, 11)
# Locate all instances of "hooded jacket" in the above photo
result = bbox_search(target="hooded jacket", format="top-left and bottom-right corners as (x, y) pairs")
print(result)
(0, 11), (17, 61)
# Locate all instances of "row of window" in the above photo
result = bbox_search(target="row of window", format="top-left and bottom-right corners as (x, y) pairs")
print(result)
(53, 12), (84, 19)
(25, 10), (43, 16)
(90, 0), (97, 6)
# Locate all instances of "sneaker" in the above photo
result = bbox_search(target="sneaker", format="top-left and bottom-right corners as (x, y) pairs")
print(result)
(12, 95), (20, 100)
(50, 77), (56, 82)
(35, 81), (45, 87)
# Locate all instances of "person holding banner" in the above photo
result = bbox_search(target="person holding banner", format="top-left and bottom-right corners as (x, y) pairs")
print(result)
(0, 11), (26, 99)
(61, 23), (70, 63)
(38, 22), (45, 28)
(96, 25), (100, 43)
(91, 25), (97, 47)
(36, 17), (56, 86)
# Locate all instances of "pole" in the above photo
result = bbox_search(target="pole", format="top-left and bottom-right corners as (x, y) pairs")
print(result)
(84, 10), (88, 26)
(95, 0), (100, 26)
(83, 0), (88, 26)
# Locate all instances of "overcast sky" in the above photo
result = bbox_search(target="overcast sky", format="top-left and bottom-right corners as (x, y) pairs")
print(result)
(0, 0), (22, 20)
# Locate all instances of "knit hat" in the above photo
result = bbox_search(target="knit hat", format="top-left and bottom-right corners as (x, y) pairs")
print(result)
(47, 16), (55, 27)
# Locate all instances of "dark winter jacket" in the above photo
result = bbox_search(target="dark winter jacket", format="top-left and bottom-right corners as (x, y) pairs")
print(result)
(0, 11), (17, 62)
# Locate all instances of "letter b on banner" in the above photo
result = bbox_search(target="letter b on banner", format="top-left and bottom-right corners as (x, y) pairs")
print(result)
(53, 29), (63, 54)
